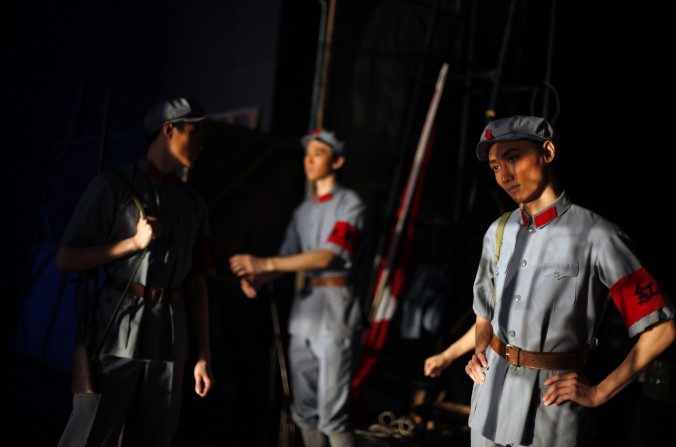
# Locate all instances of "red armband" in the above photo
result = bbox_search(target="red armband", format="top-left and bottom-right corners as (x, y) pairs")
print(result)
(327, 221), (361, 254)
(610, 267), (671, 327)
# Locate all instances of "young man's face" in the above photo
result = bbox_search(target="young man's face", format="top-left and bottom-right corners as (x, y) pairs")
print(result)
(488, 140), (551, 205)
(167, 122), (204, 168)
(304, 140), (343, 182)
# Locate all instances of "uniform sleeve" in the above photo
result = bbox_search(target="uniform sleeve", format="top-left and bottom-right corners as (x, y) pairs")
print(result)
(473, 227), (497, 321)
(597, 229), (674, 337)
(191, 196), (212, 274)
(278, 209), (301, 256)
(60, 174), (116, 247)
(321, 193), (365, 263)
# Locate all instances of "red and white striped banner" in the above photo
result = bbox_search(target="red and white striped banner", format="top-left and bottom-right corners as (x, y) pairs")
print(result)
(352, 63), (449, 399)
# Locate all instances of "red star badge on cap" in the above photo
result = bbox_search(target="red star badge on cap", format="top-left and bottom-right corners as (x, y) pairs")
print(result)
(484, 129), (493, 140)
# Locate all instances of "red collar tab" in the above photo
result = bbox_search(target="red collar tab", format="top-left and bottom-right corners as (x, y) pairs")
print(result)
(534, 207), (558, 228)
(521, 206), (558, 228)
(519, 193), (571, 229)
(145, 162), (177, 182)
(484, 128), (494, 140)
(316, 192), (333, 203)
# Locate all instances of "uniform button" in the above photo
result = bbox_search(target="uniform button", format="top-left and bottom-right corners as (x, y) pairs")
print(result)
(508, 330), (516, 337)
(528, 227), (535, 233)
(514, 294), (521, 302)
(554, 270), (561, 277)
(519, 259), (527, 267)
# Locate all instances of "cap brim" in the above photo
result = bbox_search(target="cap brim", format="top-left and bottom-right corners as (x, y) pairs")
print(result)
(476, 141), (492, 161)
(172, 116), (209, 124)
(145, 116), (210, 135)
(476, 134), (548, 161)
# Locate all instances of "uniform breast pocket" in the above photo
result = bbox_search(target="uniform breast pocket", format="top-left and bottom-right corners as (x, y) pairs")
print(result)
(534, 262), (578, 308)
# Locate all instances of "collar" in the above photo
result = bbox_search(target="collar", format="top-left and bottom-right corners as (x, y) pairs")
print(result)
(315, 192), (333, 203)
(519, 192), (572, 229)
(314, 184), (339, 203)
(144, 159), (177, 182)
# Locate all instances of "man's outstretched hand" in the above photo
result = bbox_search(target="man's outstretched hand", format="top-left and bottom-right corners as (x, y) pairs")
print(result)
(229, 254), (271, 277)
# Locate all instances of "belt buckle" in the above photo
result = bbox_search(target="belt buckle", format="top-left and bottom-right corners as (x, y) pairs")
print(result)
(505, 343), (521, 367)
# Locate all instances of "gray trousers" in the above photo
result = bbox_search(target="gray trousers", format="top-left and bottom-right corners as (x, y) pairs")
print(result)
(59, 356), (184, 447)
(288, 335), (354, 439)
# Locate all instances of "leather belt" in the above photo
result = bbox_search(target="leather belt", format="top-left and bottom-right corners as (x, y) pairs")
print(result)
(105, 276), (183, 303)
(490, 333), (588, 370)
(307, 276), (350, 287)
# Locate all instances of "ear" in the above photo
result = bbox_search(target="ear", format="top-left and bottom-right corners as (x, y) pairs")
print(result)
(161, 121), (173, 138)
(542, 141), (556, 163)
(331, 155), (345, 170)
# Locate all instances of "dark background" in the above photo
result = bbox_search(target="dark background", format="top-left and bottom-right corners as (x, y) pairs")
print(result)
(1, 1), (674, 446)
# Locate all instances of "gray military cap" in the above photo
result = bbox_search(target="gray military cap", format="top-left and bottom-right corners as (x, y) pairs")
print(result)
(301, 128), (346, 156)
(476, 115), (554, 161)
(143, 98), (208, 134)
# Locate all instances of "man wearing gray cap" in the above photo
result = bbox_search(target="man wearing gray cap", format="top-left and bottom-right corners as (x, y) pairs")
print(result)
(56, 97), (214, 446)
(447, 115), (676, 446)
(229, 128), (365, 447)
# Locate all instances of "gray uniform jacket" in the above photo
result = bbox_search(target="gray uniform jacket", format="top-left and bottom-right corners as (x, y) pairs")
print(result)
(279, 185), (365, 339)
(61, 159), (210, 362)
(470, 192), (674, 446)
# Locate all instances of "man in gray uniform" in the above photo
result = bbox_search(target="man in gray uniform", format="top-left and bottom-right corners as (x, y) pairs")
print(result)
(229, 129), (365, 447)
(56, 98), (214, 446)
(462, 115), (676, 446)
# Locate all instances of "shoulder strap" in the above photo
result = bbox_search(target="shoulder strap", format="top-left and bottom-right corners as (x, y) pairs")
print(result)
(490, 211), (512, 309)
(494, 211), (511, 263)
(129, 191), (145, 218)
(115, 166), (146, 217)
